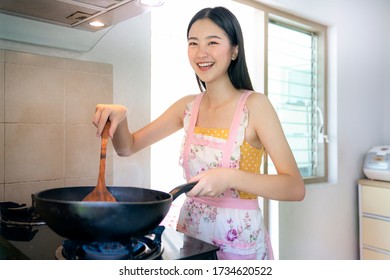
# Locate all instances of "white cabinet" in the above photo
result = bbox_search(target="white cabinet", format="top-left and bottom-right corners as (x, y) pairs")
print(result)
(358, 179), (390, 260)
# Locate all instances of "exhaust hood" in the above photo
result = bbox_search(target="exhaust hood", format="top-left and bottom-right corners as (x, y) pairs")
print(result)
(0, 0), (162, 51)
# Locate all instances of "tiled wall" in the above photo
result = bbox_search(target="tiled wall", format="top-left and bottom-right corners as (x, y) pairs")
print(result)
(0, 50), (113, 206)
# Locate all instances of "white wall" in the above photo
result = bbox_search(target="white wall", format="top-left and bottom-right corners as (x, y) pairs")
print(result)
(84, 13), (152, 188)
(1, 0), (389, 259)
(385, 9), (390, 142)
(265, 0), (389, 259)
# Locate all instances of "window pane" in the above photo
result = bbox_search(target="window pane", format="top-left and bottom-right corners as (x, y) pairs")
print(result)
(267, 21), (320, 179)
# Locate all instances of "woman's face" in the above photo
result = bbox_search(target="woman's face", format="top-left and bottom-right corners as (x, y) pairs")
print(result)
(187, 19), (237, 86)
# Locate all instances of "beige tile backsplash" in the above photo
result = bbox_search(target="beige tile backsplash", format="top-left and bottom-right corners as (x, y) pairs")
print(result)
(0, 50), (4, 124)
(5, 124), (64, 183)
(0, 50), (113, 205)
(65, 70), (113, 124)
(0, 50), (4, 201)
(5, 63), (64, 123)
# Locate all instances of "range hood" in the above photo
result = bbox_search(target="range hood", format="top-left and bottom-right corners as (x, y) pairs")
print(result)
(0, 0), (162, 51)
(0, 0), (161, 31)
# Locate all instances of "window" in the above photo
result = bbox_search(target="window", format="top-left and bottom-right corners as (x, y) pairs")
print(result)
(266, 16), (328, 183)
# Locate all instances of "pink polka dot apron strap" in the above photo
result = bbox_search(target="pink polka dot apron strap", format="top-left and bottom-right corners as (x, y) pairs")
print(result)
(220, 90), (252, 169)
(182, 93), (205, 181)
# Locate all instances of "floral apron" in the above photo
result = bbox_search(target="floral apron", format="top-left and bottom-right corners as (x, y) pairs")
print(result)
(177, 91), (274, 260)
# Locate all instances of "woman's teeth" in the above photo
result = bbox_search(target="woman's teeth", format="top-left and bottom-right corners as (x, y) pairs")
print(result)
(198, 62), (214, 67)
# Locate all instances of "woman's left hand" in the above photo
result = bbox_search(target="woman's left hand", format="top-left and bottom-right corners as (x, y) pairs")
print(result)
(186, 168), (233, 197)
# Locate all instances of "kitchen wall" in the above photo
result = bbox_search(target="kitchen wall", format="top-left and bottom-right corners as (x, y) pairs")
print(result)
(385, 10), (390, 142)
(0, 11), (152, 207)
(0, 51), (3, 199)
(0, 50), (113, 205)
(1, 0), (389, 260)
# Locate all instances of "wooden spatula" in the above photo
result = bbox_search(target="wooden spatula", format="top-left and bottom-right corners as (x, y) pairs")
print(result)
(83, 121), (116, 202)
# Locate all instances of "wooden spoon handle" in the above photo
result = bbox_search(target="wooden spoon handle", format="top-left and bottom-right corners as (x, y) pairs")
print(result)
(97, 121), (110, 186)
(82, 121), (116, 202)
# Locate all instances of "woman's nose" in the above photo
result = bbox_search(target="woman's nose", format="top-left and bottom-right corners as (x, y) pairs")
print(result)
(196, 47), (208, 59)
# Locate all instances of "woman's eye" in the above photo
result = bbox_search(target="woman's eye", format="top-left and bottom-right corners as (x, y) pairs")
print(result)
(209, 41), (218, 45)
(188, 42), (197, 46)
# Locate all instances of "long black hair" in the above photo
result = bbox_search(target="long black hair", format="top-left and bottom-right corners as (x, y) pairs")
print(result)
(187, 6), (254, 92)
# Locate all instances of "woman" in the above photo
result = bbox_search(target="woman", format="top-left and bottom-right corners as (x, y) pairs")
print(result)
(93, 7), (305, 260)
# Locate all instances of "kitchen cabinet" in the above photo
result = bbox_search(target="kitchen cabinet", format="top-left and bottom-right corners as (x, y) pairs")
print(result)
(358, 179), (390, 260)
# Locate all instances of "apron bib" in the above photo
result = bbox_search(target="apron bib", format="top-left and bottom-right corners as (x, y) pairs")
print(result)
(177, 91), (274, 260)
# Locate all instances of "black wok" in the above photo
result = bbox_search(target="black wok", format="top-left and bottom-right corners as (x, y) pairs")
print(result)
(32, 182), (195, 241)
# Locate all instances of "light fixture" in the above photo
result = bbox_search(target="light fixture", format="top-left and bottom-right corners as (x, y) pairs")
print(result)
(89, 21), (105, 27)
(139, 0), (164, 7)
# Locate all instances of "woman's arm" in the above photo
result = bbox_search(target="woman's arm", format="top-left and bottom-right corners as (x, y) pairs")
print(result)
(93, 95), (196, 157)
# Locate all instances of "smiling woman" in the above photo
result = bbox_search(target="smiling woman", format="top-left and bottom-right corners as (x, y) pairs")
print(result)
(93, 4), (280, 259)
(149, 0), (268, 259)
(150, 0), (264, 193)
(145, 0), (331, 260)
(76, 2), (300, 259)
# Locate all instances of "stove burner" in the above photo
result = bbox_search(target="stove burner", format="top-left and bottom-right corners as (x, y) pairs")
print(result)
(83, 242), (131, 260)
(56, 226), (165, 260)
(0, 201), (45, 226)
(0, 201), (45, 241)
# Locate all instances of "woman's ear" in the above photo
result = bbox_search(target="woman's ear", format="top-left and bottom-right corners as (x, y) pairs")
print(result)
(232, 46), (239, 60)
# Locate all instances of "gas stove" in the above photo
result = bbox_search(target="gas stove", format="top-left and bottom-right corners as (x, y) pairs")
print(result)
(0, 202), (218, 260)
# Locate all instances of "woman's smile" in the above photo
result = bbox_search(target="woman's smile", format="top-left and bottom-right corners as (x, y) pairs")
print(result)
(197, 61), (215, 71)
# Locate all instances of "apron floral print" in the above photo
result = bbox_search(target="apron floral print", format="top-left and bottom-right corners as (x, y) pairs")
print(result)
(177, 91), (274, 260)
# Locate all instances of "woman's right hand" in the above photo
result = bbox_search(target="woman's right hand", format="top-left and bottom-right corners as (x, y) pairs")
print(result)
(92, 104), (128, 138)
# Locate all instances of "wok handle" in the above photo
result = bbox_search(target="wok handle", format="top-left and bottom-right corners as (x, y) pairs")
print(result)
(169, 182), (198, 201)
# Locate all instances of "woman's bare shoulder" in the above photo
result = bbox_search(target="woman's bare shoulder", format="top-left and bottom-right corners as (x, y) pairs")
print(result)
(246, 91), (281, 129)
(177, 94), (198, 104)
(246, 91), (272, 110)
(170, 93), (199, 111)
(162, 94), (199, 120)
